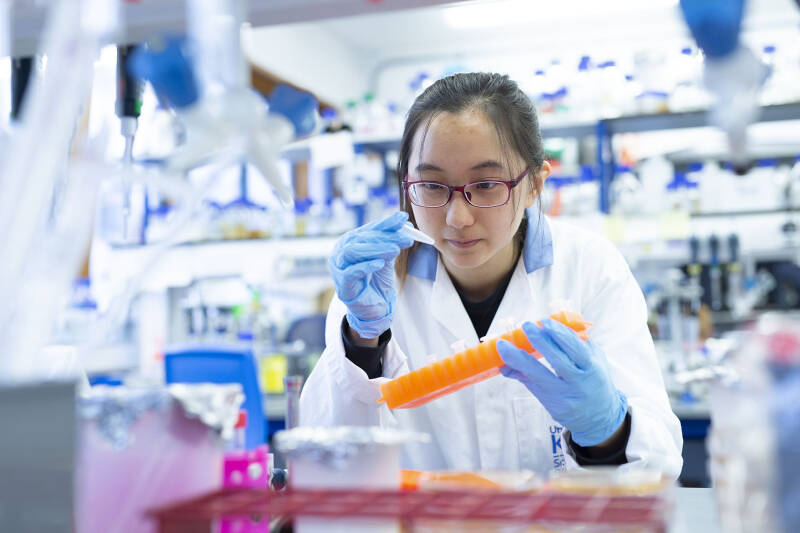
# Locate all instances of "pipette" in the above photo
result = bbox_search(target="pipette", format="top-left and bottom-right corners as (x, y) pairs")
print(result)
(399, 223), (435, 245)
(116, 44), (144, 239)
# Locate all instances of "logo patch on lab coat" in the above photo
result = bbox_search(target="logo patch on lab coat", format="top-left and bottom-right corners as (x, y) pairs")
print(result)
(550, 425), (566, 471)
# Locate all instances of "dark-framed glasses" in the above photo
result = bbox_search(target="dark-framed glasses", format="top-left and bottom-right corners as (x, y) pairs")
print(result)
(403, 167), (529, 208)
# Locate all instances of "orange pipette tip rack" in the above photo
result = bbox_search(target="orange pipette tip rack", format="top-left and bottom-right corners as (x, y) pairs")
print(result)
(378, 310), (592, 410)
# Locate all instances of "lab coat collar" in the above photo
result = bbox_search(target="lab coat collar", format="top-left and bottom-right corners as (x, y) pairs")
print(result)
(406, 209), (554, 281)
(522, 209), (554, 274)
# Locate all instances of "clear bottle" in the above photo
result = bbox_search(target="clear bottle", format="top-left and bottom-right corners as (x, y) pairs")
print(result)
(569, 55), (596, 121)
(619, 74), (642, 116)
(610, 165), (644, 215)
(669, 46), (708, 112)
(596, 60), (626, 118)
(759, 45), (778, 105)
(639, 155), (675, 215)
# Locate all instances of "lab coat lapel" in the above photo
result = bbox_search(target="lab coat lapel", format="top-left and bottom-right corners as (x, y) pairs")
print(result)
(430, 257), (480, 346)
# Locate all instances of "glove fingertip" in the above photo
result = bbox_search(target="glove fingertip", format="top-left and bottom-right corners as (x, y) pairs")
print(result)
(521, 320), (543, 338)
(382, 211), (409, 230)
(496, 340), (518, 363)
(540, 317), (563, 333)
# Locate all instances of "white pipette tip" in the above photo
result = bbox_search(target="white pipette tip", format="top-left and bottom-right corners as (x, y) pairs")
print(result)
(400, 223), (435, 245)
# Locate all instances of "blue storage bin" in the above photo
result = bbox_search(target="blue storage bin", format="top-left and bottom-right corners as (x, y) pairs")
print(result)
(164, 344), (265, 449)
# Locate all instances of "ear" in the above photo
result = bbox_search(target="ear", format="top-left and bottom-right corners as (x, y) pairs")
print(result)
(525, 161), (551, 209)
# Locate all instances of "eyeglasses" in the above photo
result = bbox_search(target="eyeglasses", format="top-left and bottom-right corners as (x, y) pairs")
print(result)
(403, 168), (529, 208)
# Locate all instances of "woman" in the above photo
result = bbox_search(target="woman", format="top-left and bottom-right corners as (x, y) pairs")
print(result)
(300, 72), (682, 478)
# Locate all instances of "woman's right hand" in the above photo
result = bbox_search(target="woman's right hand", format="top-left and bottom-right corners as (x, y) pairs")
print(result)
(329, 211), (415, 340)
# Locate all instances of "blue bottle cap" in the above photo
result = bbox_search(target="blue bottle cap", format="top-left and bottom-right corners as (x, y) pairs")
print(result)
(293, 197), (312, 214)
(269, 85), (319, 137)
(129, 35), (199, 109)
(667, 172), (688, 190)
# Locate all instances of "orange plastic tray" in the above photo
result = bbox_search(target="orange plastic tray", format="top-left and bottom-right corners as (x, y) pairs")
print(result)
(378, 310), (592, 409)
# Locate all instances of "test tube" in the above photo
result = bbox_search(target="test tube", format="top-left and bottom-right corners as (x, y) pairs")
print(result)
(284, 375), (304, 430)
(399, 224), (435, 245)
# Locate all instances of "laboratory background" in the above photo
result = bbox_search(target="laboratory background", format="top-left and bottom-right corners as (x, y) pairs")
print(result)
(2, 0), (800, 531)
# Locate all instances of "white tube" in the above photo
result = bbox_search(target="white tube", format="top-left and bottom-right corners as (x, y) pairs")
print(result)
(399, 223), (435, 245)
(186, 0), (249, 94)
(0, 0), (118, 383)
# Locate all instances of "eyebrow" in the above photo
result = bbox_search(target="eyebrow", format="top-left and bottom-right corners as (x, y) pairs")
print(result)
(414, 160), (506, 173)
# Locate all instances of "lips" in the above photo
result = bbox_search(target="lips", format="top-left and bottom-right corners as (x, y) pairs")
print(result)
(446, 239), (480, 249)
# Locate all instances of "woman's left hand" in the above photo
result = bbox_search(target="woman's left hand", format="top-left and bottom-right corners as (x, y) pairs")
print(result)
(497, 318), (628, 447)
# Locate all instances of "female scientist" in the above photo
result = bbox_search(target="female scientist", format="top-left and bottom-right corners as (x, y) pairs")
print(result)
(300, 72), (683, 478)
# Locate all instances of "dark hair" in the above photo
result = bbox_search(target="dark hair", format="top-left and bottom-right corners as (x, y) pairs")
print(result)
(395, 72), (546, 283)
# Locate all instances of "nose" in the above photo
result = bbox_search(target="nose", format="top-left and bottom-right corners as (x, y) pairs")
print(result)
(445, 191), (475, 229)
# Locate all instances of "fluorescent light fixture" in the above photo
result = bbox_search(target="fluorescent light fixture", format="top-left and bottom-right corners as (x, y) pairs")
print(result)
(443, 0), (679, 29)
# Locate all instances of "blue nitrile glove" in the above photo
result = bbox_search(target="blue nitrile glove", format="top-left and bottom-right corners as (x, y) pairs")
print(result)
(497, 318), (628, 447)
(329, 211), (414, 339)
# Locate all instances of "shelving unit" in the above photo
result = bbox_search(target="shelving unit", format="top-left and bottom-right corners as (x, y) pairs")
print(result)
(280, 102), (800, 214)
(603, 102), (800, 135)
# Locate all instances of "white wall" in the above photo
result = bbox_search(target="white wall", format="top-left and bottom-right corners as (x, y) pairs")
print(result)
(243, 22), (369, 106)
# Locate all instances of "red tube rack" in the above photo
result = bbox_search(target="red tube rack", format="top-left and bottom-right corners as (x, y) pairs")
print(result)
(149, 487), (668, 532)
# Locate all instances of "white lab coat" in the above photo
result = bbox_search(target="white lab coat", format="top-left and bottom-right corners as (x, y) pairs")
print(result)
(300, 212), (683, 479)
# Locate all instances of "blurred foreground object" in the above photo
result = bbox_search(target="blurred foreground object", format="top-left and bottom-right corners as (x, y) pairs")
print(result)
(75, 383), (243, 533)
(680, 0), (767, 171)
(707, 313), (800, 532)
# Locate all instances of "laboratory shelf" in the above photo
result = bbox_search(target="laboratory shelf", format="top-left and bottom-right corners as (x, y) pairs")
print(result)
(149, 487), (668, 532)
(281, 103), (800, 163)
(603, 102), (800, 135)
(689, 207), (800, 218)
(106, 235), (337, 292)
